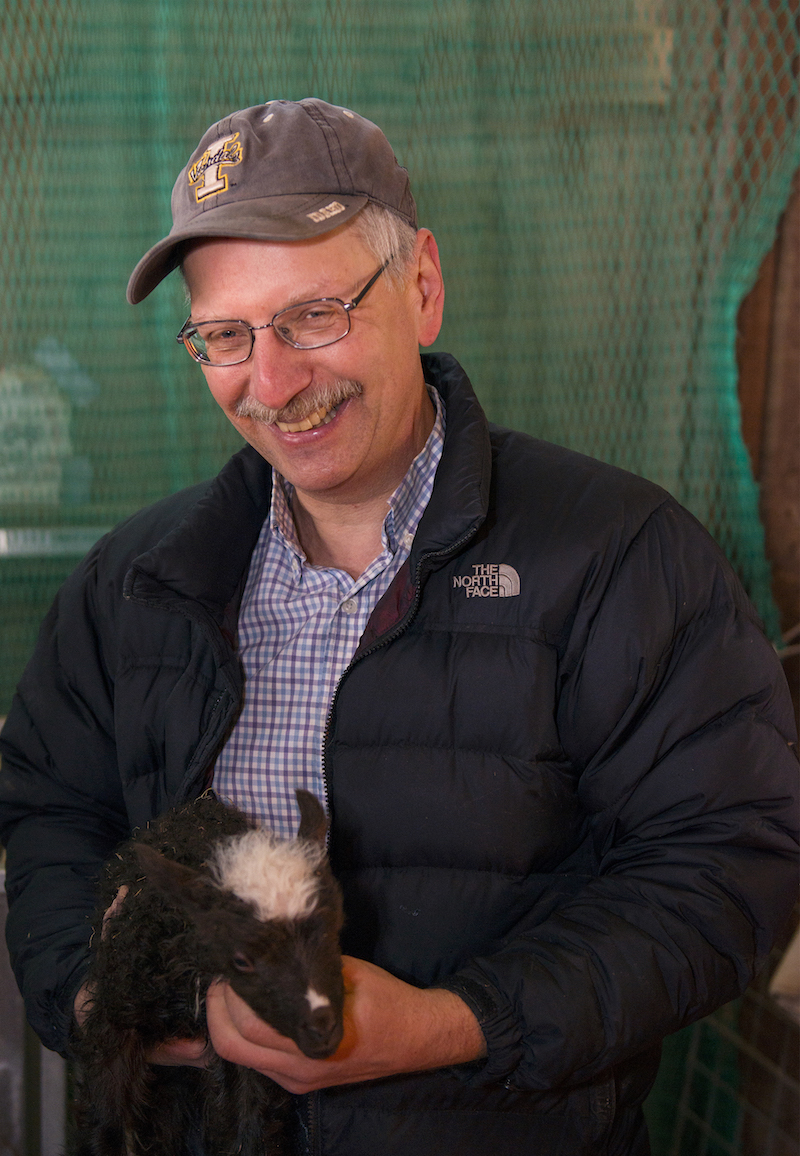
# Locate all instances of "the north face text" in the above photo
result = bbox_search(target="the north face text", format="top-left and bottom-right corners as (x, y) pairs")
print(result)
(453, 564), (520, 598)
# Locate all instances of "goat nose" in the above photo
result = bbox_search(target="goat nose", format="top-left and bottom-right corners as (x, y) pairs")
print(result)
(299, 1006), (342, 1057)
(308, 1005), (338, 1039)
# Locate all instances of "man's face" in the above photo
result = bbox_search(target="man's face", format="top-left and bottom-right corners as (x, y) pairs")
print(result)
(182, 226), (443, 509)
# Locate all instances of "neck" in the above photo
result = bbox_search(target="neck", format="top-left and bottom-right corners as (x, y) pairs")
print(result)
(291, 490), (392, 579)
(289, 386), (436, 579)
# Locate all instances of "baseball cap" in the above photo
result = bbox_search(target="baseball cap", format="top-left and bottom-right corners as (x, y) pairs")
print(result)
(127, 98), (417, 304)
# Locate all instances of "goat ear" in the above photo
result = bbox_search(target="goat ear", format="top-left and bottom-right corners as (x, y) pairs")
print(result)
(295, 789), (328, 845)
(133, 844), (220, 913)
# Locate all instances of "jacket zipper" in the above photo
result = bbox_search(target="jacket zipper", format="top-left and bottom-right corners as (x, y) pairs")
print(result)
(304, 1090), (322, 1156)
(179, 690), (231, 800)
(320, 527), (478, 814)
(306, 531), (481, 1153)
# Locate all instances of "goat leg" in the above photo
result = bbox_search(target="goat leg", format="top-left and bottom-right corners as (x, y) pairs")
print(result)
(200, 1058), (292, 1156)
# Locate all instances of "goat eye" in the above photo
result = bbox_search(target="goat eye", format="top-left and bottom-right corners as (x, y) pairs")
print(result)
(231, 952), (255, 973)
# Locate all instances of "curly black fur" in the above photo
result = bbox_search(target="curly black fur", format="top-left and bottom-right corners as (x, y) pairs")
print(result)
(72, 791), (344, 1156)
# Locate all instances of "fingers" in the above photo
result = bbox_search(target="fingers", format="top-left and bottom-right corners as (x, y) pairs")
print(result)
(203, 960), (389, 1092)
(146, 1036), (212, 1068)
(205, 981), (342, 1092)
(78, 889), (211, 1070)
(73, 982), (93, 1027)
(206, 981), (300, 1061)
(101, 885), (129, 937)
(203, 957), (484, 1093)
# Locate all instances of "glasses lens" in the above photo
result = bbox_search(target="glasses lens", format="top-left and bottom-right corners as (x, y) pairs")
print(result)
(189, 322), (252, 365)
(274, 300), (349, 348)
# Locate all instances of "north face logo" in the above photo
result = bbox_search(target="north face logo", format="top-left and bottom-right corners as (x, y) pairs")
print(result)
(453, 564), (520, 598)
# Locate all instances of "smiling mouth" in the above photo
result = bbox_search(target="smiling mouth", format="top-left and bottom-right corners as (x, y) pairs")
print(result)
(234, 380), (362, 433)
(275, 402), (343, 433)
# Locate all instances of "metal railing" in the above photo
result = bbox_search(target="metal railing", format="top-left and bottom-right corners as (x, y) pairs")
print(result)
(0, 870), (67, 1156)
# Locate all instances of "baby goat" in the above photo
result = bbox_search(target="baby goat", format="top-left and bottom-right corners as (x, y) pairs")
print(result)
(73, 789), (344, 1156)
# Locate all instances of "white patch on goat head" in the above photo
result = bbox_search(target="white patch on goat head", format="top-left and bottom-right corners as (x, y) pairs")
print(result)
(211, 830), (324, 922)
(306, 987), (331, 1011)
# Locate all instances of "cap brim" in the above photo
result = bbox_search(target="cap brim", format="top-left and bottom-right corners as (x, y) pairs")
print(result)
(126, 192), (370, 304)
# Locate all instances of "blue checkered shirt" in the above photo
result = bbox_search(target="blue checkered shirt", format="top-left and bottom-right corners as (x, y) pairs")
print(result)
(213, 387), (445, 837)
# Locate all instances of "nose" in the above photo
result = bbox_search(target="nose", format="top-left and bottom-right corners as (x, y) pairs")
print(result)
(246, 326), (314, 411)
(297, 1006), (343, 1058)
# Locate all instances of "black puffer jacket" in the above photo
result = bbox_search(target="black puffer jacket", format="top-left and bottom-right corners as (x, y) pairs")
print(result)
(1, 353), (797, 1155)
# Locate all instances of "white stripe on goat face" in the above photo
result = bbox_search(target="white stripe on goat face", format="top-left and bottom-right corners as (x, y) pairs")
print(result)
(211, 830), (324, 922)
(306, 988), (331, 1011)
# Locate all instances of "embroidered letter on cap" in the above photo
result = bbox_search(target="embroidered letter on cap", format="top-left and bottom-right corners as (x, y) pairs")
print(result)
(452, 564), (520, 598)
(188, 133), (243, 202)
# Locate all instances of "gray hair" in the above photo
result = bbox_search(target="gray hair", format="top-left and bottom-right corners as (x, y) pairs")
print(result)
(348, 203), (418, 289)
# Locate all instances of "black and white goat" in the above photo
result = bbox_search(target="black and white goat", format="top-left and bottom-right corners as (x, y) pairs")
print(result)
(73, 789), (344, 1156)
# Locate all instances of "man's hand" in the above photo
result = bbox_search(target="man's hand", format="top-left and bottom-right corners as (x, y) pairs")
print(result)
(205, 955), (486, 1093)
(143, 1037), (211, 1067)
(73, 971), (209, 1058)
(74, 982), (210, 1067)
(73, 884), (210, 1068)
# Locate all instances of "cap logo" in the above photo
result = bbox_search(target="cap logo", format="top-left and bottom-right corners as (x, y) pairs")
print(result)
(307, 201), (346, 224)
(188, 133), (243, 203)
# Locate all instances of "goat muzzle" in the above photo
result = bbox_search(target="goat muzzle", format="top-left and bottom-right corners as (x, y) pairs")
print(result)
(297, 1005), (343, 1058)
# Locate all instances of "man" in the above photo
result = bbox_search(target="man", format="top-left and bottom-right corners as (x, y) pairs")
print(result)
(1, 99), (797, 1156)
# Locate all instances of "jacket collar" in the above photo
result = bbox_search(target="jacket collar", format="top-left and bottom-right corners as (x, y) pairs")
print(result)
(124, 446), (273, 626)
(124, 353), (491, 623)
(413, 352), (491, 567)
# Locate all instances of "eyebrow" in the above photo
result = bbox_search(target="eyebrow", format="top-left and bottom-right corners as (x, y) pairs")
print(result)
(280, 268), (369, 310)
(189, 269), (373, 323)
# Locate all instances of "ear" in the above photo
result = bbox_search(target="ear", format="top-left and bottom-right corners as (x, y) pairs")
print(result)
(134, 844), (221, 914)
(295, 789), (328, 845)
(411, 229), (445, 348)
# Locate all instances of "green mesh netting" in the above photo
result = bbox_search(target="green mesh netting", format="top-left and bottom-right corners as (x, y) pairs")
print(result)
(1, 0), (797, 720)
(2, 8), (799, 1151)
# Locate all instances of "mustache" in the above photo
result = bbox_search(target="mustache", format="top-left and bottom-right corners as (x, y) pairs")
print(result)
(233, 379), (363, 425)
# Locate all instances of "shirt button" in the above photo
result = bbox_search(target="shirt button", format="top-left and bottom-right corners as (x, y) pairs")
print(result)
(341, 598), (358, 615)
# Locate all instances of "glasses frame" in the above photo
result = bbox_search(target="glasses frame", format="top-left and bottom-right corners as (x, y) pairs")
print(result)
(176, 256), (393, 365)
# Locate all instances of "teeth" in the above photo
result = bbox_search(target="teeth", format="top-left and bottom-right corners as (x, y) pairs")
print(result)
(279, 416), (314, 433)
(275, 403), (339, 434)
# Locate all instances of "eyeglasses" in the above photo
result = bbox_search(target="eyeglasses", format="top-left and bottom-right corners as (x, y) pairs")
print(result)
(176, 257), (393, 366)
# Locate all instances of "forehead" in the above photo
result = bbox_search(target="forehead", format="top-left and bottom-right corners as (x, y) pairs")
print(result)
(182, 227), (372, 307)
